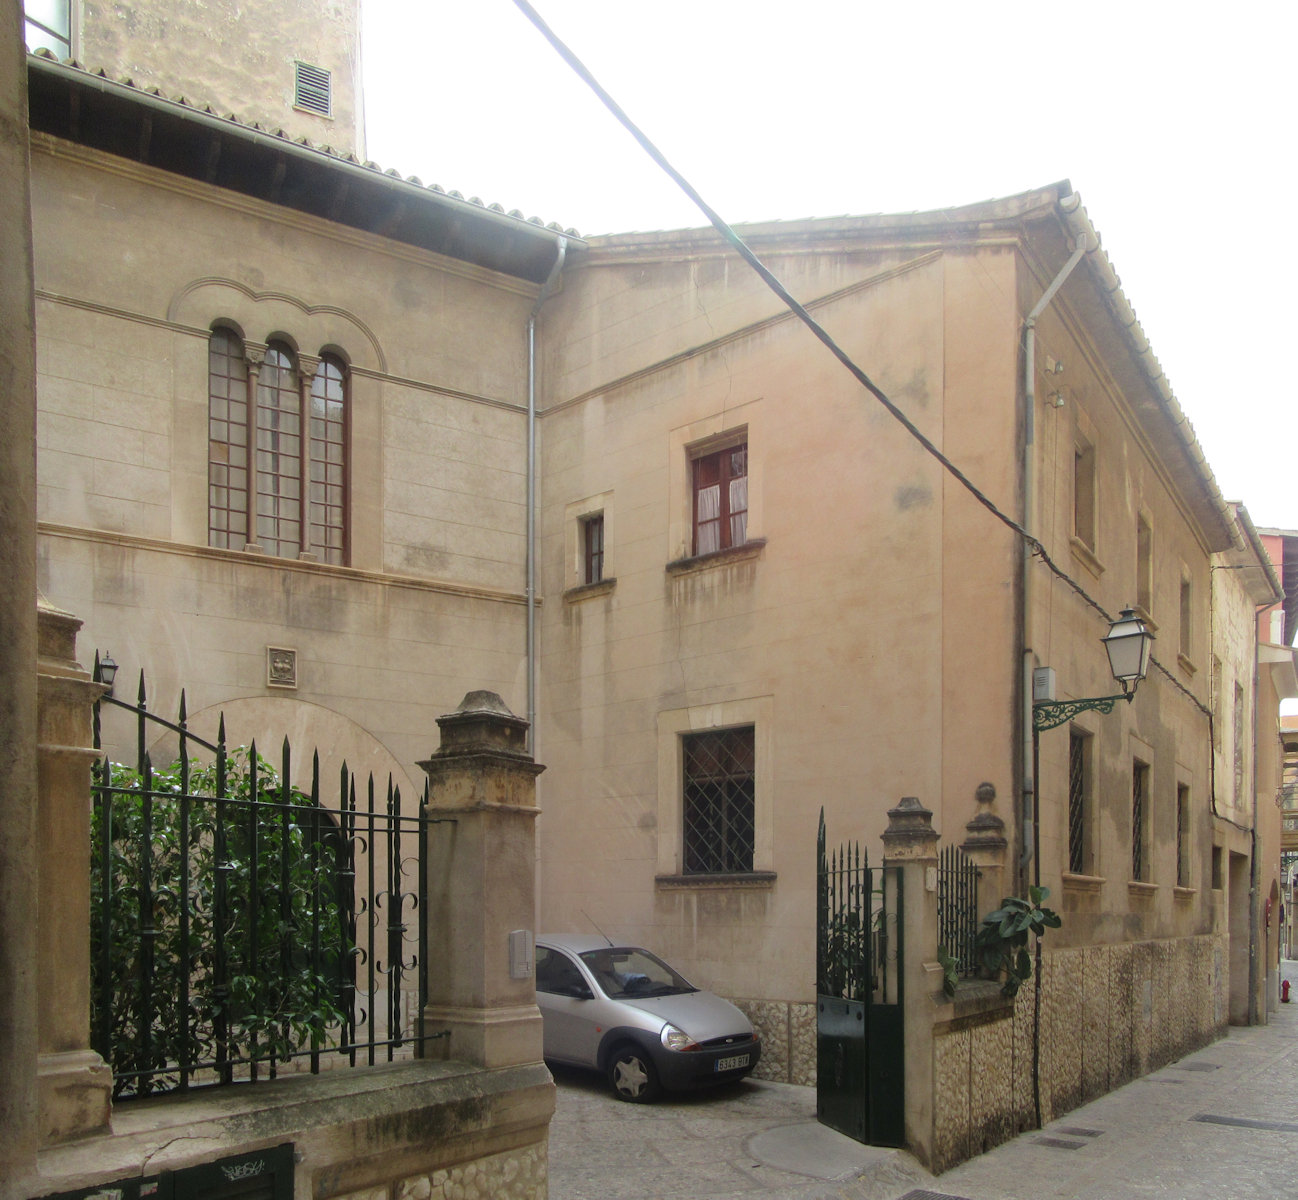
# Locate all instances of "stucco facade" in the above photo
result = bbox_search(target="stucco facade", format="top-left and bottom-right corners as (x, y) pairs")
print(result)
(531, 191), (1262, 1095)
(16, 0), (1298, 1182)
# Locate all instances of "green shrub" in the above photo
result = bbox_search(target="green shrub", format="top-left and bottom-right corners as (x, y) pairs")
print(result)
(91, 748), (349, 1096)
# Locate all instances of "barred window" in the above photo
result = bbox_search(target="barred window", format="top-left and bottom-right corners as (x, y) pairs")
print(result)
(1132, 759), (1150, 882)
(1176, 784), (1190, 888)
(1067, 731), (1091, 875)
(682, 727), (755, 874)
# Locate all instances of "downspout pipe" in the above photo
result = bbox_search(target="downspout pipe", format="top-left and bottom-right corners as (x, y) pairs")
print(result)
(1021, 231), (1092, 889)
(526, 236), (568, 753)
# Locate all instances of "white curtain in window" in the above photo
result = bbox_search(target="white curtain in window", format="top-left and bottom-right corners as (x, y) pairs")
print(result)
(697, 484), (720, 554)
(729, 476), (747, 546)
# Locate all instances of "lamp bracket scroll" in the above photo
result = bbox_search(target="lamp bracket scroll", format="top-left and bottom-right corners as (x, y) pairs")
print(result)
(1032, 692), (1132, 733)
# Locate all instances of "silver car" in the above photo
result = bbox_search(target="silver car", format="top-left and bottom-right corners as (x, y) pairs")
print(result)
(535, 934), (761, 1102)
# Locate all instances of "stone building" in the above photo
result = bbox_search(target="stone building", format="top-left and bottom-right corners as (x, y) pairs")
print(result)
(14, 0), (1296, 1182)
(530, 187), (1294, 1153)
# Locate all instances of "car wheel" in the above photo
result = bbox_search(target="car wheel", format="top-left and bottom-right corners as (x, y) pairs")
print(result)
(607, 1044), (661, 1103)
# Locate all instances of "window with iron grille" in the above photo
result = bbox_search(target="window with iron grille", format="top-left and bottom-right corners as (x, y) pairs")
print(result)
(1132, 759), (1150, 881)
(1176, 783), (1190, 887)
(209, 328), (348, 563)
(294, 61), (332, 117)
(583, 513), (604, 584)
(682, 727), (755, 874)
(692, 442), (748, 556)
(1067, 730), (1091, 874)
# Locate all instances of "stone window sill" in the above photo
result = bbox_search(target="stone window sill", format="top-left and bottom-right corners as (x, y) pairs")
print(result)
(1069, 536), (1105, 578)
(1173, 885), (1197, 900)
(1128, 880), (1158, 899)
(1062, 872), (1105, 894)
(666, 539), (766, 576)
(564, 578), (616, 603)
(655, 871), (776, 890)
(1178, 652), (1198, 676)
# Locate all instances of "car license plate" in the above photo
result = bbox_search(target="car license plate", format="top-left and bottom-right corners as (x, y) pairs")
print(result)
(715, 1054), (749, 1072)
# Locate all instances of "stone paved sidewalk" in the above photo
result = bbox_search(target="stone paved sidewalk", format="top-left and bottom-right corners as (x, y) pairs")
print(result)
(547, 959), (1298, 1200)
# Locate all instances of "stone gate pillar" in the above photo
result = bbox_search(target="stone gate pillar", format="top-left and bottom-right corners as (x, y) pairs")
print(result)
(881, 796), (941, 1169)
(962, 781), (1008, 904)
(35, 602), (112, 1143)
(418, 692), (545, 1069)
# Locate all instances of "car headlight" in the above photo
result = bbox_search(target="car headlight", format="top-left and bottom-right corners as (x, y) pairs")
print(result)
(660, 1023), (700, 1052)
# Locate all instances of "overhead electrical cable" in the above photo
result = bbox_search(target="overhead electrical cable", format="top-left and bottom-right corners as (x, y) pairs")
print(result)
(509, 0), (1201, 708)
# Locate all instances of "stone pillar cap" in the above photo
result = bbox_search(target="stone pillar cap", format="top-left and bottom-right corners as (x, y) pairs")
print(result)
(881, 795), (940, 850)
(430, 691), (532, 760)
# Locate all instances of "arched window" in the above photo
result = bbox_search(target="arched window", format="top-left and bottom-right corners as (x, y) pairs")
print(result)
(255, 343), (302, 559)
(308, 356), (347, 564)
(208, 328), (349, 563)
(208, 328), (249, 550)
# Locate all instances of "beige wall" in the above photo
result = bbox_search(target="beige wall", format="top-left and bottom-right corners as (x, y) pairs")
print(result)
(535, 235), (1021, 1010)
(1025, 251), (1219, 951)
(72, 0), (365, 158)
(532, 209), (1243, 1086)
(32, 137), (540, 777)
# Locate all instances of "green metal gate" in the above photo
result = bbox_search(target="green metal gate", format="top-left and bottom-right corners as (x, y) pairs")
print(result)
(815, 810), (904, 1147)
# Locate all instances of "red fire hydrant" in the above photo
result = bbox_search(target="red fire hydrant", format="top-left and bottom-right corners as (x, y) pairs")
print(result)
(1283, 979), (1291, 1004)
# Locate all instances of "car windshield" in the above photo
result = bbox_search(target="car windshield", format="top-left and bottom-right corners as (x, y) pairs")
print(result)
(579, 947), (698, 999)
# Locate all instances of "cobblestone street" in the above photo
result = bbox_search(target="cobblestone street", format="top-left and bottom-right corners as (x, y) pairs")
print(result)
(548, 961), (1298, 1200)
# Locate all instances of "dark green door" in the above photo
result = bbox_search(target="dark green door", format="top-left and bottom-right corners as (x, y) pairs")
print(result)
(815, 811), (904, 1148)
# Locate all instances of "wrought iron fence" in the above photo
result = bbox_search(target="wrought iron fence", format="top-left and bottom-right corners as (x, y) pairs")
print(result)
(816, 811), (891, 1001)
(91, 670), (430, 1098)
(936, 844), (980, 979)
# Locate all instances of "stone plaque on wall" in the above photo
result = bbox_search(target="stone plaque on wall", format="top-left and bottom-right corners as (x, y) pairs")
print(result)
(267, 646), (297, 689)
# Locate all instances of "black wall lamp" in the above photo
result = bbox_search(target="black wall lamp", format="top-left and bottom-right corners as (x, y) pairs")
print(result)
(95, 651), (119, 697)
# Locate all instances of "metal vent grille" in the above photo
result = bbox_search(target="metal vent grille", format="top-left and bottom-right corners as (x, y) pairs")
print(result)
(294, 61), (332, 116)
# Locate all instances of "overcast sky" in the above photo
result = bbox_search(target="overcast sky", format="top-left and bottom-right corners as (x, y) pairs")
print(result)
(362, 0), (1297, 533)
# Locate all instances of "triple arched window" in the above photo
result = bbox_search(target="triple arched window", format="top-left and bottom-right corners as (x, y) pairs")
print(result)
(208, 327), (347, 564)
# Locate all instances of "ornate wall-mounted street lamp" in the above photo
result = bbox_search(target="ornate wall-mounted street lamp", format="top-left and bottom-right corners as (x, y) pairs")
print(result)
(1033, 607), (1154, 732)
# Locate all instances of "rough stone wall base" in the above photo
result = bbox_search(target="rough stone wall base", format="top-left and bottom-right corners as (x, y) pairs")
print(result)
(731, 998), (816, 1087)
(929, 933), (1226, 1173)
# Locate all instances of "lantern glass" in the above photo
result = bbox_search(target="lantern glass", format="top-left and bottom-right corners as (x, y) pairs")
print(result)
(1103, 608), (1153, 686)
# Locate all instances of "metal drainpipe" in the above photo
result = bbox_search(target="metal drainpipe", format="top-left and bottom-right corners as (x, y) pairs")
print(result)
(526, 237), (568, 754)
(1021, 232), (1091, 889)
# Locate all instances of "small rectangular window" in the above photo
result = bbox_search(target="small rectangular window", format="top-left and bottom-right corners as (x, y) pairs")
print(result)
(583, 513), (604, 585)
(294, 61), (332, 117)
(1176, 784), (1190, 887)
(682, 726), (755, 874)
(692, 442), (748, 556)
(1233, 682), (1245, 806)
(1132, 759), (1150, 881)
(1179, 576), (1193, 660)
(1068, 730), (1092, 874)
(1136, 513), (1153, 615)
(1074, 438), (1096, 550)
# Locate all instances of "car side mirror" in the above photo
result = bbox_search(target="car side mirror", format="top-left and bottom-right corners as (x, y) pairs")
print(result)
(568, 981), (594, 1000)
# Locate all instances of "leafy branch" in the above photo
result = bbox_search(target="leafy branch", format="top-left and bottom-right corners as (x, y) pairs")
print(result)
(973, 886), (1061, 999)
